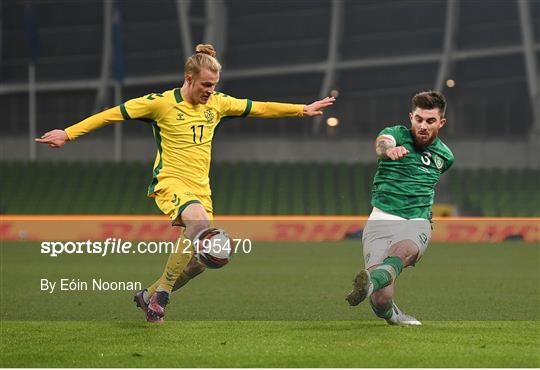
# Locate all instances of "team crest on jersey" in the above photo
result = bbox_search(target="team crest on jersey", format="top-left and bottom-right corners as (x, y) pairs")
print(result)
(433, 154), (444, 170)
(204, 109), (215, 123)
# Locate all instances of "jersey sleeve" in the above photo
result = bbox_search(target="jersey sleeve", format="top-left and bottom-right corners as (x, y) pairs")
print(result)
(64, 93), (167, 140)
(442, 149), (455, 173)
(249, 101), (304, 118)
(121, 93), (168, 121)
(214, 93), (304, 119)
(64, 107), (125, 140)
(376, 125), (407, 146)
(213, 93), (252, 118)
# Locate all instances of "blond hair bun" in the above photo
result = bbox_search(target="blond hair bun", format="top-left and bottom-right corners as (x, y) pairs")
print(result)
(195, 44), (217, 58)
(184, 44), (221, 76)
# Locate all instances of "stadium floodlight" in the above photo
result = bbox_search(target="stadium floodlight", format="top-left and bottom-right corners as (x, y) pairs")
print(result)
(326, 117), (339, 127)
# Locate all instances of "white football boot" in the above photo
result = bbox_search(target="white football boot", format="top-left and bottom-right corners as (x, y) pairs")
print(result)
(346, 270), (374, 306)
(385, 303), (422, 326)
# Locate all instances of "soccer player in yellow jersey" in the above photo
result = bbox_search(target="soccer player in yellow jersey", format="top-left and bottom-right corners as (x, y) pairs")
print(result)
(36, 44), (335, 323)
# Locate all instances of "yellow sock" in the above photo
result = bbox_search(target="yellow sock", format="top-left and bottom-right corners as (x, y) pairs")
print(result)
(172, 272), (192, 292)
(172, 254), (207, 292)
(147, 236), (194, 295)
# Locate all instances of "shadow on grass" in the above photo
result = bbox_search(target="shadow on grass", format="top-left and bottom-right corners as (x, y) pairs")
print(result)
(112, 321), (164, 330)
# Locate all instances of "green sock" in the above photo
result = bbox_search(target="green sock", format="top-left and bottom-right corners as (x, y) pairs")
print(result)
(383, 256), (404, 276)
(370, 269), (392, 291)
(370, 256), (405, 292)
(370, 298), (393, 320)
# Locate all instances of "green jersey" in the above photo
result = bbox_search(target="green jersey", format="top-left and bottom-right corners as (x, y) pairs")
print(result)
(371, 125), (454, 220)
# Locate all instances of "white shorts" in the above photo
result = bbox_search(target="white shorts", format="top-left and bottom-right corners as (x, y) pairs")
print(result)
(362, 208), (431, 269)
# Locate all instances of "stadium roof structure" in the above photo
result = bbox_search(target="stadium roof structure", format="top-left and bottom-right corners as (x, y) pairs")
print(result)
(1, 0), (538, 142)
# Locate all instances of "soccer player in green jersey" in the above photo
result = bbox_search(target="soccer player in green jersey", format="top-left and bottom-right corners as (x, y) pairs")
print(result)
(346, 91), (454, 325)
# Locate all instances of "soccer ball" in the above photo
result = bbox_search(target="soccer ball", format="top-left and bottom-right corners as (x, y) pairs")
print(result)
(193, 228), (232, 269)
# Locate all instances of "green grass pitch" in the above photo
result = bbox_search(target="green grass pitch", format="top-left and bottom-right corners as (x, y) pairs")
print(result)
(1, 241), (539, 367)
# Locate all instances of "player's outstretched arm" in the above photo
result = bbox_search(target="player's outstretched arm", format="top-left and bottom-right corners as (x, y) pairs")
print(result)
(35, 129), (69, 148)
(375, 136), (409, 160)
(302, 96), (336, 117)
(35, 103), (135, 149)
(246, 96), (335, 118)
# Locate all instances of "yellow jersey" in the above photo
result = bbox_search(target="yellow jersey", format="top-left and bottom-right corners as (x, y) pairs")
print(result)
(64, 89), (304, 196)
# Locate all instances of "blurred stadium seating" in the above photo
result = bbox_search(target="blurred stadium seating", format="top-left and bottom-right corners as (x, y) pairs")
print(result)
(1, 161), (538, 216)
